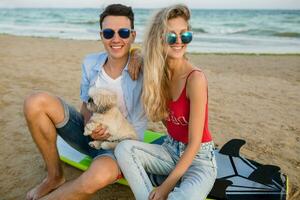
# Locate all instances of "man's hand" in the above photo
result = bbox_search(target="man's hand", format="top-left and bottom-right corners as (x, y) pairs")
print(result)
(148, 186), (169, 200)
(128, 48), (143, 80)
(90, 124), (110, 140)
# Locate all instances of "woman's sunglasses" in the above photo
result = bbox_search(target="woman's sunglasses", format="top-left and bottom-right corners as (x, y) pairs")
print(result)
(101, 28), (134, 40)
(166, 31), (193, 45)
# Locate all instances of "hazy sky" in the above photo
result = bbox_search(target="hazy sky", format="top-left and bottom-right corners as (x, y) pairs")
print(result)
(0, 0), (300, 9)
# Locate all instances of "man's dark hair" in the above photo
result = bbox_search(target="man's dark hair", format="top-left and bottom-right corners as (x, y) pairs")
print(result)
(99, 4), (134, 29)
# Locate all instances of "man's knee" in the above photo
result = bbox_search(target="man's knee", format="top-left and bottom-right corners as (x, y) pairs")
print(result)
(80, 157), (119, 194)
(24, 92), (51, 117)
(23, 92), (64, 122)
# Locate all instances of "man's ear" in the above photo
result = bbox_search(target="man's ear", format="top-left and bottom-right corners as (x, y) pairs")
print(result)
(131, 31), (136, 42)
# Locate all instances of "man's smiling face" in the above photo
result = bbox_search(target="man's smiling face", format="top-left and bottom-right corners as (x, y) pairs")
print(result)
(100, 16), (136, 60)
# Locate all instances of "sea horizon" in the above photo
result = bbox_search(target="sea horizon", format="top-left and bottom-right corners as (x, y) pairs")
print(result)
(1, 8), (300, 53)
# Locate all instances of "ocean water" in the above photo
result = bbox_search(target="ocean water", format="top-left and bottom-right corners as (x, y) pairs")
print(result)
(0, 8), (300, 53)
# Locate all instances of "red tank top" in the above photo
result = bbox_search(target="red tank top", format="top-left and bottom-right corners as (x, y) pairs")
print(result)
(166, 70), (212, 144)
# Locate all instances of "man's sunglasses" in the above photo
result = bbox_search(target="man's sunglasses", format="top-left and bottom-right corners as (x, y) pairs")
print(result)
(166, 31), (193, 45)
(101, 28), (134, 39)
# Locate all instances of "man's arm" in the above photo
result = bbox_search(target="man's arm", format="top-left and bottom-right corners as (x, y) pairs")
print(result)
(80, 102), (92, 126)
(80, 54), (110, 140)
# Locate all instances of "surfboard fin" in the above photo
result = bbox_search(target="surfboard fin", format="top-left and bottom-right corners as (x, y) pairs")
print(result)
(248, 164), (281, 185)
(219, 139), (246, 157)
(209, 179), (233, 199)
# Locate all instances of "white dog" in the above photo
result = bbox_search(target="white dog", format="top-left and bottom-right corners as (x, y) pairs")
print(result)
(84, 87), (138, 149)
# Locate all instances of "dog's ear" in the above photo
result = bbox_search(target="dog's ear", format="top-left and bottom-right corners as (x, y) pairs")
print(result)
(97, 90), (117, 108)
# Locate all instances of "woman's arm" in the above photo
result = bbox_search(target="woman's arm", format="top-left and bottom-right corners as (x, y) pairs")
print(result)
(128, 48), (143, 80)
(150, 71), (207, 199)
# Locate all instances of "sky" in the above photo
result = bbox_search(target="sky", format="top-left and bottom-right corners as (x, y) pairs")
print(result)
(1, 0), (300, 9)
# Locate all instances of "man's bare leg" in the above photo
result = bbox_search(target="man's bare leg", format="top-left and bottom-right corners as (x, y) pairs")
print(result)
(24, 92), (66, 200)
(40, 156), (120, 200)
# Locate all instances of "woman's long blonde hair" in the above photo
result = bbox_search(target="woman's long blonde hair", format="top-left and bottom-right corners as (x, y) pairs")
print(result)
(142, 4), (191, 122)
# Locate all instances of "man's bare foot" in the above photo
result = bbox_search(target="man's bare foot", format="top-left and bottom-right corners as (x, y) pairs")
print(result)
(26, 176), (65, 200)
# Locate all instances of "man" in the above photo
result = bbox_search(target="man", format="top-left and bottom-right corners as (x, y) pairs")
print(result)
(24, 4), (146, 200)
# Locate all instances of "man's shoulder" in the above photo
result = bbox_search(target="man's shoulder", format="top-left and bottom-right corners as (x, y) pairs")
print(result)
(82, 52), (107, 67)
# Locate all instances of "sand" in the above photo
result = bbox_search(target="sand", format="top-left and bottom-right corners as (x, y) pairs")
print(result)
(0, 34), (299, 199)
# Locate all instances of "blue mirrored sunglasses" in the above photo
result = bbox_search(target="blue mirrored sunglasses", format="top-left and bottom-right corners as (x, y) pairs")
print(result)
(101, 28), (133, 39)
(166, 31), (193, 45)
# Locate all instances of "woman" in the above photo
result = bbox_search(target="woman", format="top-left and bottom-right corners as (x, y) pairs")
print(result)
(115, 4), (217, 200)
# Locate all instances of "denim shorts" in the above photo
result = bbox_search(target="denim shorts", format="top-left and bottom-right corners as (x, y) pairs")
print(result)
(55, 98), (115, 160)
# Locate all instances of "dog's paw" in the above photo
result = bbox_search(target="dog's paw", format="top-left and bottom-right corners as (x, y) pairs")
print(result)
(83, 127), (92, 136)
(83, 130), (90, 136)
(83, 123), (95, 136)
(89, 141), (102, 149)
(101, 141), (118, 150)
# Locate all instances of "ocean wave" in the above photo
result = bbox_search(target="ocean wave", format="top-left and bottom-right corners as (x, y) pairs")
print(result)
(0, 23), (91, 33)
(223, 23), (247, 27)
(68, 20), (98, 25)
(273, 32), (300, 38)
(44, 12), (64, 19)
(14, 19), (31, 23)
(192, 27), (207, 33)
(231, 29), (300, 38)
(201, 27), (251, 35)
(231, 28), (273, 35)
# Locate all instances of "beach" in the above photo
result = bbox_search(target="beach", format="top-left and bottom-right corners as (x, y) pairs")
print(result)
(0, 34), (299, 199)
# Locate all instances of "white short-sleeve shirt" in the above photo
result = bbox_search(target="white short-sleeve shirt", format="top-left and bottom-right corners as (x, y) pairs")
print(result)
(95, 68), (128, 118)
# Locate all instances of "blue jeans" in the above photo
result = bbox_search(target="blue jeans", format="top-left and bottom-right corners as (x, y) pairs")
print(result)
(55, 98), (115, 159)
(115, 135), (217, 200)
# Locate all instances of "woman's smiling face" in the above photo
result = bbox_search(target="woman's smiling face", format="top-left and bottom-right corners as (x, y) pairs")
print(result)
(164, 17), (190, 60)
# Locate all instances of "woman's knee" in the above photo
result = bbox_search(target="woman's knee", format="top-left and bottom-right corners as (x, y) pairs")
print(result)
(169, 188), (203, 200)
(114, 140), (136, 159)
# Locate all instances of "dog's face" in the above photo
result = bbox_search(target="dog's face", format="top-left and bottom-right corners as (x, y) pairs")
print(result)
(87, 87), (117, 113)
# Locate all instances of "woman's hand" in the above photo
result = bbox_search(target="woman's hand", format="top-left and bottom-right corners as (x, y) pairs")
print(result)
(148, 186), (169, 200)
(90, 124), (110, 140)
(128, 48), (143, 80)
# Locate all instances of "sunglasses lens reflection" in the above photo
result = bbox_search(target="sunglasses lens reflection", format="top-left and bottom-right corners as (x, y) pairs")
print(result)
(181, 32), (193, 44)
(102, 29), (114, 39)
(118, 28), (131, 39)
(166, 33), (177, 45)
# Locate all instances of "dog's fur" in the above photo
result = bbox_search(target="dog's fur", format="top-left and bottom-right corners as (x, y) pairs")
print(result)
(84, 87), (138, 149)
